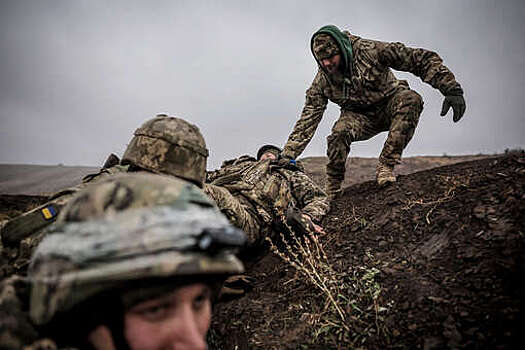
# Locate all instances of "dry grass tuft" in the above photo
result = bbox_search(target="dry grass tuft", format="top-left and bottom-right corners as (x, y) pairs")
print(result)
(267, 220), (391, 346)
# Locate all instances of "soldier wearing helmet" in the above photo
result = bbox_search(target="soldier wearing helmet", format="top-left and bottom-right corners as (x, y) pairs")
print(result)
(0, 115), (208, 276)
(282, 25), (466, 197)
(15, 173), (245, 349)
(205, 144), (329, 251)
(121, 114), (208, 187)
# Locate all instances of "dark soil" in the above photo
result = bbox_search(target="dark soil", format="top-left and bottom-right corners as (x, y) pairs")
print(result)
(301, 154), (491, 190)
(210, 152), (525, 349)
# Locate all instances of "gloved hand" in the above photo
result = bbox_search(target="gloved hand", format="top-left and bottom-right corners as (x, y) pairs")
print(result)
(440, 94), (466, 123)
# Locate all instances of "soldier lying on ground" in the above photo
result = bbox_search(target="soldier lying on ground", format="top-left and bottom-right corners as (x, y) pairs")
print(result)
(0, 173), (245, 350)
(0, 114), (208, 277)
(204, 144), (329, 254)
(281, 25), (466, 197)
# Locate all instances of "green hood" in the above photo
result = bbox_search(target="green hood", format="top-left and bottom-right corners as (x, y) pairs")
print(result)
(310, 25), (354, 97)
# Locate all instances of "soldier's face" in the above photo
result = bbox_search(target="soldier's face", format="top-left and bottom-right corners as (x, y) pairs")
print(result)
(87, 283), (212, 349)
(123, 283), (212, 350)
(260, 151), (278, 161)
(321, 54), (341, 74)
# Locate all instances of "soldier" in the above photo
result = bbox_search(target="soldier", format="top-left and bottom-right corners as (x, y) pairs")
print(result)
(281, 25), (466, 197)
(2, 173), (245, 349)
(0, 114), (208, 276)
(205, 144), (329, 251)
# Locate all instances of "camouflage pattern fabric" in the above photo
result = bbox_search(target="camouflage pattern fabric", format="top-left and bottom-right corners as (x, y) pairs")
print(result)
(28, 173), (245, 325)
(1, 115), (209, 276)
(312, 33), (340, 60)
(205, 157), (329, 246)
(56, 171), (211, 224)
(0, 165), (129, 278)
(0, 275), (39, 350)
(326, 89), (423, 184)
(204, 184), (263, 245)
(282, 32), (463, 161)
(122, 114), (208, 187)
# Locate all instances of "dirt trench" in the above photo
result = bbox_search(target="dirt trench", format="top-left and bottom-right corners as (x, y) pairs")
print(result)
(210, 152), (524, 349)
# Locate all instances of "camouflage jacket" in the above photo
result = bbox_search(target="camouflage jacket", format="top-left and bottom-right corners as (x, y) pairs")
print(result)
(206, 156), (329, 224)
(0, 164), (129, 277)
(282, 32), (464, 159)
(0, 275), (77, 350)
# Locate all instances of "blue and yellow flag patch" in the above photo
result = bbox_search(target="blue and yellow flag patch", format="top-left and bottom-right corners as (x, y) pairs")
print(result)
(41, 205), (58, 220)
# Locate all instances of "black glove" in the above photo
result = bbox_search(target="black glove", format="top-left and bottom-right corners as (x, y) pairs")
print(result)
(440, 95), (466, 123)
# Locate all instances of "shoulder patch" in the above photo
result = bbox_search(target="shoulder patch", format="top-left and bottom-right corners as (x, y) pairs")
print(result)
(41, 205), (58, 220)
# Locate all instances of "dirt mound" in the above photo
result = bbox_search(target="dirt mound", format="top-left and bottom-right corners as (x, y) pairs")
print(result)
(300, 154), (491, 190)
(210, 152), (524, 349)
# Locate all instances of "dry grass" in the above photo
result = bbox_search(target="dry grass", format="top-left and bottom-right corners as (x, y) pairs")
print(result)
(402, 174), (471, 224)
(267, 220), (391, 346)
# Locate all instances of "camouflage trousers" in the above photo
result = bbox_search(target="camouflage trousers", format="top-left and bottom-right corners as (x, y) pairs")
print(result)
(326, 89), (424, 184)
(204, 184), (265, 246)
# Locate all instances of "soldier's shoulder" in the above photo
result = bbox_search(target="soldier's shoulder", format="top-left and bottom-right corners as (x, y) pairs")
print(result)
(0, 192), (74, 247)
(311, 69), (329, 87)
(352, 35), (382, 51)
(221, 155), (256, 168)
(82, 164), (130, 183)
(157, 175), (216, 209)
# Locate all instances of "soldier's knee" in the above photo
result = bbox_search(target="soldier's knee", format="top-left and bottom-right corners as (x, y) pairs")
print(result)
(398, 90), (424, 114)
(389, 91), (423, 126)
(408, 90), (423, 110)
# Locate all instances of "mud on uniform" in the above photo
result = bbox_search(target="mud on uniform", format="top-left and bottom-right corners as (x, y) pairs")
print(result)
(282, 27), (463, 190)
(204, 156), (329, 246)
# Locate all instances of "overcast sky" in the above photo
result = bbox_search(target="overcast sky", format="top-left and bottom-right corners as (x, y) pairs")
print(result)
(1, 0), (524, 169)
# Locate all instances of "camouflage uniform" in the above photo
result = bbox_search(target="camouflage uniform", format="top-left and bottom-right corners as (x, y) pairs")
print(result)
(205, 155), (329, 246)
(0, 173), (245, 349)
(0, 165), (129, 277)
(0, 114), (208, 277)
(282, 26), (464, 193)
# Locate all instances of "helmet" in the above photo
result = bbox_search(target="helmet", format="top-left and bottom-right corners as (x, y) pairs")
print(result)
(28, 173), (245, 325)
(256, 144), (282, 160)
(121, 114), (209, 187)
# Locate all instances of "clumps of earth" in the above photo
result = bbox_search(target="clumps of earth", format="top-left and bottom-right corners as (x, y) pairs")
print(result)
(210, 151), (524, 349)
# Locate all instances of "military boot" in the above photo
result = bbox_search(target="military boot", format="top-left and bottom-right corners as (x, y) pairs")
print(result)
(325, 177), (342, 200)
(376, 162), (396, 186)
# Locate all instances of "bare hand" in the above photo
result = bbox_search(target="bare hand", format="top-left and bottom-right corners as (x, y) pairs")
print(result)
(302, 214), (326, 235)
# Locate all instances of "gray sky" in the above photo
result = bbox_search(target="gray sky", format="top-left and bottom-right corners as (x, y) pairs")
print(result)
(1, 0), (524, 169)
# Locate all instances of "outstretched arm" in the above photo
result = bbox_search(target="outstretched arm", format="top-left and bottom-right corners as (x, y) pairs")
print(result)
(378, 41), (466, 122)
(377, 41), (463, 96)
(289, 171), (330, 223)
